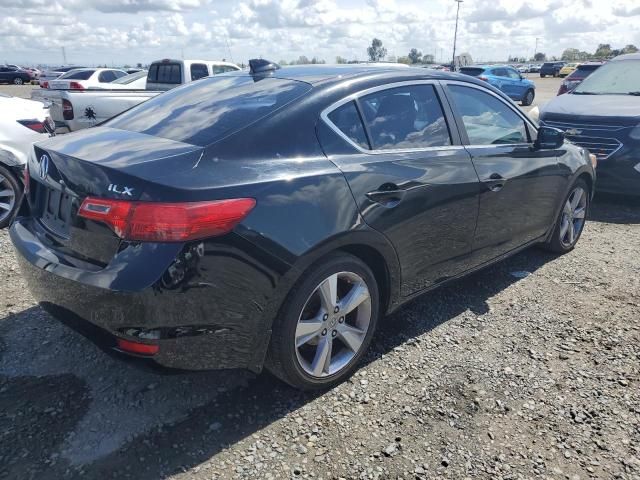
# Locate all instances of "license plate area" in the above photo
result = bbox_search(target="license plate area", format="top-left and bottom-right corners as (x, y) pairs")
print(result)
(38, 187), (74, 239)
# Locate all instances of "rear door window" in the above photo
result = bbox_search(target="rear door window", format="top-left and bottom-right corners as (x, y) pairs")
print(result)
(98, 71), (117, 82)
(190, 63), (209, 80)
(459, 67), (485, 77)
(447, 85), (528, 145)
(106, 76), (312, 146)
(358, 85), (451, 150)
(60, 69), (95, 80)
(327, 101), (369, 149)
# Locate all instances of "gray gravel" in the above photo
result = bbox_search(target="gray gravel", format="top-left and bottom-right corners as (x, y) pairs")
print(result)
(1, 194), (639, 479)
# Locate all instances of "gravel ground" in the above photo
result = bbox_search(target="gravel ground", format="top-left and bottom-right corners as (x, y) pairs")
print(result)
(1, 194), (639, 480)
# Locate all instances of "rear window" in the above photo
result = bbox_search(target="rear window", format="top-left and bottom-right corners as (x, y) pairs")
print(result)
(106, 76), (312, 146)
(459, 67), (485, 77)
(190, 63), (209, 81)
(59, 69), (95, 80)
(148, 63), (182, 84)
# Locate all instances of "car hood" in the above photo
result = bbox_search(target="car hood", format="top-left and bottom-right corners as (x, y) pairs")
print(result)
(541, 93), (640, 123)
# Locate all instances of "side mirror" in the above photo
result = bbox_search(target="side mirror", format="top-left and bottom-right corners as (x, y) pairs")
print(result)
(534, 126), (564, 150)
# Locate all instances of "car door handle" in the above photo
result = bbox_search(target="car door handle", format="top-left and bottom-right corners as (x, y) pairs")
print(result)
(366, 183), (406, 208)
(483, 173), (507, 192)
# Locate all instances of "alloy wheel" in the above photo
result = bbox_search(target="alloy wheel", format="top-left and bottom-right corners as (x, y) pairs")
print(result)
(559, 186), (587, 248)
(0, 173), (16, 224)
(295, 271), (372, 378)
(13, 78), (23, 85)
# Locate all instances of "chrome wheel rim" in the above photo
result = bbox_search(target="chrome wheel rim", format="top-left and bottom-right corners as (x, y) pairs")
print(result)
(526, 91), (534, 104)
(14, 78), (23, 85)
(295, 271), (372, 378)
(0, 174), (16, 223)
(560, 186), (587, 247)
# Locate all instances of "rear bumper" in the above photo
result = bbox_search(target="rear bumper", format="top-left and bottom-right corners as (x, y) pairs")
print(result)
(9, 218), (280, 372)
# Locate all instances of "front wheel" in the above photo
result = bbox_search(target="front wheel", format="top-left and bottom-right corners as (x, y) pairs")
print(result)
(0, 165), (21, 229)
(541, 179), (589, 253)
(521, 89), (535, 106)
(540, 74), (546, 78)
(266, 253), (380, 390)
(13, 77), (24, 85)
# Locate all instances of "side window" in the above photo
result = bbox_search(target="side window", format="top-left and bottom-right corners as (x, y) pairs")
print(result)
(492, 68), (506, 77)
(190, 63), (209, 80)
(359, 85), (451, 150)
(506, 69), (520, 80)
(448, 85), (528, 145)
(99, 71), (116, 83)
(327, 101), (369, 149)
(112, 70), (127, 79)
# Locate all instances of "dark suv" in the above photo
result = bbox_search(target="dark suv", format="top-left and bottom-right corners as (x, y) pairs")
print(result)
(540, 53), (640, 196)
(540, 62), (566, 78)
(0, 66), (32, 85)
(557, 62), (605, 95)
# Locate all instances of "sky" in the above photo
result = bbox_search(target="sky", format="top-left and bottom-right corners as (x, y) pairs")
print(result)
(1, 0), (639, 67)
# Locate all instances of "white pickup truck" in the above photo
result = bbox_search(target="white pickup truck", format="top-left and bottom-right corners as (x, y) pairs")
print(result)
(31, 59), (240, 133)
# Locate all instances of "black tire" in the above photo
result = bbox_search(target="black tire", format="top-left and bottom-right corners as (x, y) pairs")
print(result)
(541, 178), (590, 254)
(265, 252), (380, 390)
(540, 74), (546, 78)
(13, 77), (24, 85)
(521, 89), (535, 106)
(0, 165), (22, 229)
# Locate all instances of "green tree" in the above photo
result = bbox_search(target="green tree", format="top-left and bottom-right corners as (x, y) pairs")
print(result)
(561, 48), (580, 61)
(422, 54), (435, 64)
(621, 44), (638, 54)
(367, 38), (387, 62)
(408, 48), (422, 64)
(533, 52), (546, 61)
(396, 56), (411, 65)
(594, 43), (612, 58)
(335, 56), (348, 64)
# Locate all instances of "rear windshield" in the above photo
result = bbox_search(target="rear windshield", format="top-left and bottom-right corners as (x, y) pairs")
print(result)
(459, 67), (485, 76)
(106, 75), (312, 146)
(59, 69), (95, 80)
(112, 71), (146, 84)
(148, 63), (182, 84)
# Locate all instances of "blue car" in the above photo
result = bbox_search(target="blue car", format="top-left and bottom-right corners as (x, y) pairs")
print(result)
(460, 65), (536, 106)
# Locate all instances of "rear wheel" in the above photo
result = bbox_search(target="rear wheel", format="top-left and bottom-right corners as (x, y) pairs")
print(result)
(0, 165), (21, 228)
(521, 89), (535, 106)
(540, 74), (546, 78)
(542, 179), (589, 253)
(13, 77), (24, 85)
(266, 253), (380, 390)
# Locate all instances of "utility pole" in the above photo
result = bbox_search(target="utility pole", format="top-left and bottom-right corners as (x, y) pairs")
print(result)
(534, 37), (539, 60)
(61, 46), (67, 64)
(451, 0), (463, 71)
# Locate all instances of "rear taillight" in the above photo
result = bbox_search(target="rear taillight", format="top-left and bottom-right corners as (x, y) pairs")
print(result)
(478, 76), (488, 81)
(42, 81), (49, 88)
(62, 99), (74, 120)
(17, 119), (47, 133)
(78, 197), (256, 242)
(117, 338), (159, 356)
(69, 81), (84, 90)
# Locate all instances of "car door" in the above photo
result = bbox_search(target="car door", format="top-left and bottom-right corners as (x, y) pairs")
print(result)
(0, 67), (8, 82)
(319, 82), (481, 298)
(504, 68), (526, 99)
(442, 81), (568, 264)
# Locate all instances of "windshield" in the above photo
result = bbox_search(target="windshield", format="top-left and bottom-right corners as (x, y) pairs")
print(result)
(60, 69), (95, 80)
(574, 60), (640, 95)
(112, 71), (147, 84)
(106, 75), (312, 146)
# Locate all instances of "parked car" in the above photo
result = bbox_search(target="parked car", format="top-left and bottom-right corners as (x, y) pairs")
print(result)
(0, 94), (52, 227)
(11, 60), (595, 390)
(557, 62), (605, 95)
(540, 62), (566, 77)
(48, 68), (127, 90)
(38, 66), (87, 88)
(0, 66), (32, 85)
(99, 70), (147, 90)
(146, 59), (240, 91)
(459, 65), (536, 105)
(529, 64), (542, 73)
(559, 63), (580, 78)
(540, 53), (639, 195)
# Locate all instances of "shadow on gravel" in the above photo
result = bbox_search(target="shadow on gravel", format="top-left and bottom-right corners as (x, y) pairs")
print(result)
(590, 193), (640, 225)
(53, 247), (555, 479)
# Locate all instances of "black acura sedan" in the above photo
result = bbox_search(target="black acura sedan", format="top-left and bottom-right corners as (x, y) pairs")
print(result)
(11, 61), (595, 390)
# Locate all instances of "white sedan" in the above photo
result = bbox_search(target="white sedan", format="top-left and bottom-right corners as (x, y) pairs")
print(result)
(0, 94), (52, 227)
(48, 68), (127, 90)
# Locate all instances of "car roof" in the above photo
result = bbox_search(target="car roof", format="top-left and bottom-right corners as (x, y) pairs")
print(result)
(612, 53), (640, 61)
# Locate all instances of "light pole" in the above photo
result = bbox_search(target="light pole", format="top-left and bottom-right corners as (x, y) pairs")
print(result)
(451, 0), (463, 71)
(534, 37), (540, 61)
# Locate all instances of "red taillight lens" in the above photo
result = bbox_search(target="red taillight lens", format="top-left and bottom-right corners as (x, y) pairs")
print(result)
(78, 197), (256, 242)
(17, 119), (47, 133)
(69, 81), (84, 90)
(23, 165), (30, 193)
(62, 99), (74, 120)
(478, 76), (488, 81)
(117, 338), (159, 356)
(42, 81), (49, 88)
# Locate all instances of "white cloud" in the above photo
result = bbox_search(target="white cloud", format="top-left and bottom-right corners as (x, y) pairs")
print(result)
(0, 0), (638, 66)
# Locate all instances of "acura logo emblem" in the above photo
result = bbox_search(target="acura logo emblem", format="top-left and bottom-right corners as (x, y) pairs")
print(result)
(39, 154), (50, 180)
